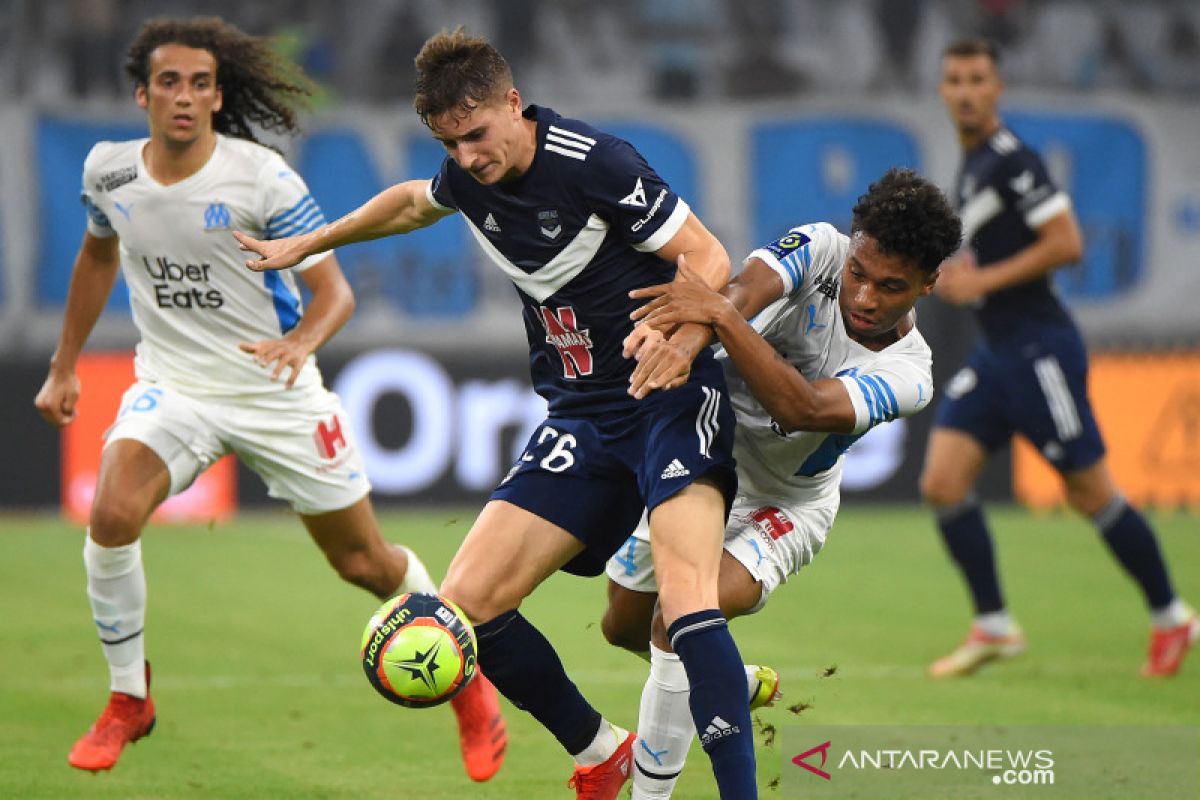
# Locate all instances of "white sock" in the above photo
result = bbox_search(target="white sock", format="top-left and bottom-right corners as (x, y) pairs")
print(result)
(631, 644), (693, 799)
(574, 719), (627, 767)
(1151, 599), (1191, 629)
(395, 545), (437, 595)
(975, 610), (1014, 638)
(83, 533), (147, 697)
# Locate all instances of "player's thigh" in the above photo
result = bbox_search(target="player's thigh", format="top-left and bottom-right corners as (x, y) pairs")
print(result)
(90, 439), (172, 545)
(648, 479), (729, 625)
(921, 427), (989, 507)
(491, 416), (645, 578)
(722, 496), (837, 618)
(440, 499), (588, 622)
(93, 381), (224, 543)
(225, 389), (371, 516)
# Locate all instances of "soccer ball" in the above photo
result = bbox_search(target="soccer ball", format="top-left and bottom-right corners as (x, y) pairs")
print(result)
(360, 592), (478, 708)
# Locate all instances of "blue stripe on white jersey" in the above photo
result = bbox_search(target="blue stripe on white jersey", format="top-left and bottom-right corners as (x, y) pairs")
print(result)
(265, 194), (325, 239)
(263, 271), (300, 333)
(853, 374), (899, 427)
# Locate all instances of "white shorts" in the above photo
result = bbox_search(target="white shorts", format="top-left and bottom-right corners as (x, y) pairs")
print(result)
(604, 495), (838, 613)
(105, 380), (371, 515)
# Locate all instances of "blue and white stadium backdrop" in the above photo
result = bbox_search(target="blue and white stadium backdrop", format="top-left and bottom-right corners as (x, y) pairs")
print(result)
(0, 95), (1196, 505)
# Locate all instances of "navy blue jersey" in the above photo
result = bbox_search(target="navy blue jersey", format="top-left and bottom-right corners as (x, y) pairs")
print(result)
(429, 105), (719, 415)
(955, 127), (1075, 342)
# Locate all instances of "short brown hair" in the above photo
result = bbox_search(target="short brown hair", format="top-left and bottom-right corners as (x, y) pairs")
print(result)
(413, 28), (512, 127)
(942, 37), (1001, 65)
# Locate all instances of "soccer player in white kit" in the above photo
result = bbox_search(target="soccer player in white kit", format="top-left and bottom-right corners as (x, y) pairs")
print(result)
(33, 17), (505, 779)
(603, 169), (962, 798)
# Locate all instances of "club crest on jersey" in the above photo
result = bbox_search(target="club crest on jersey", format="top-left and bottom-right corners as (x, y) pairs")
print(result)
(203, 201), (232, 231)
(539, 305), (594, 379)
(538, 209), (562, 240)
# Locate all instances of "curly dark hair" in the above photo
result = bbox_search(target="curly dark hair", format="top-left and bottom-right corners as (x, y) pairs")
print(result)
(851, 168), (962, 273)
(125, 17), (315, 144)
(413, 28), (513, 128)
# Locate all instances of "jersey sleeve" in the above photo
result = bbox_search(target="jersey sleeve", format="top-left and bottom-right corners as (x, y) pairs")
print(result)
(581, 137), (689, 253)
(259, 155), (331, 272)
(835, 347), (933, 435)
(80, 145), (115, 238)
(427, 157), (458, 211)
(744, 222), (842, 297)
(999, 148), (1071, 230)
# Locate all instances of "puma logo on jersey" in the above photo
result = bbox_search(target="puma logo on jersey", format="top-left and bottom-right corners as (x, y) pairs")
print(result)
(620, 177), (647, 207)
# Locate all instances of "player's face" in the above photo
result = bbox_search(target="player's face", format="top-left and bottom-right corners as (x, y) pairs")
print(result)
(135, 44), (223, 147)
(429, 89), (533, 185)
(840, 232), (935, 344)
(939, 54), (1003, 137)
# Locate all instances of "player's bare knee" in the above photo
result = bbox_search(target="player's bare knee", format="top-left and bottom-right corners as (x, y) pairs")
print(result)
(88, 499), (146, 546)
(600, 606), (649, 653)
(920, 471), (967, 509)
(328, 548), (385, 593)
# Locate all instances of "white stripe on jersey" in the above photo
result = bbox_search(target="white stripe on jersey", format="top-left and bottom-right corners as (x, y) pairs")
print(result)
(548, 125), (596, 146)
(1033, 355), (1082, 440)
(959, 186), (1004, 242)
(544, 143), (588, 161)
(1025, 191), (1071, 228)
(461, 212), (608, 302)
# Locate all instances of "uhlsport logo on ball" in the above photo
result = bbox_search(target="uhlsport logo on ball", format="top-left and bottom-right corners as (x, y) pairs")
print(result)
(360, 592), (477, 708)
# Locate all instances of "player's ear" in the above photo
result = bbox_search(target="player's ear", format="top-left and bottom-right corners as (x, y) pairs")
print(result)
(922, 270), (939, 296)
(135, 83), (149, 110)
(213, 84), (223, 114)
(506, 87), (521, 116)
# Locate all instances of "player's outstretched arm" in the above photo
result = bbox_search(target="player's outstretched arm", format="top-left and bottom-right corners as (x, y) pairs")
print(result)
(235, 179), (454, 272)
(238, 255), (354, 388)
(34, 232), (121, 427)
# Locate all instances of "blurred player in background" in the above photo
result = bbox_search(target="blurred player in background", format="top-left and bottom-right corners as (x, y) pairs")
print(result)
(922, 38), (1197, 678)
(604, 169), (962, 798)
(33, 17), (505, 777)
(235, 27), (757, 800)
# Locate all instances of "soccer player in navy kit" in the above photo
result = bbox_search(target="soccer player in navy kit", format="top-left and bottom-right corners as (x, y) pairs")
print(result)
(236, 29), (756, 799)
(922, 38), (1197, 678)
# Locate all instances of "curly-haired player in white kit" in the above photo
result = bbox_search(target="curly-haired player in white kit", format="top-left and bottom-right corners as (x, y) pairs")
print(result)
(34, 16), (504, 780)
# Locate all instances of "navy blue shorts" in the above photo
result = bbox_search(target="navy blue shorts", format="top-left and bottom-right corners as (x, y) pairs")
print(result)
(934, 327), (1105, 473)
(491, 376), (737, 577)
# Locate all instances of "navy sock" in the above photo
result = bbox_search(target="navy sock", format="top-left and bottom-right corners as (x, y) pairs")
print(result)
(936, 497), (1005, 615)
(1094, 499), (1176, 609)
(474, 609), (602, 755)
(668, 610), (757, 799)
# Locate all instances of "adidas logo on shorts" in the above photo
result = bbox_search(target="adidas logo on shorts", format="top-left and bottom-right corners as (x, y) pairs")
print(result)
(700, 716), (739, 746)
(660, 459), (690, 480)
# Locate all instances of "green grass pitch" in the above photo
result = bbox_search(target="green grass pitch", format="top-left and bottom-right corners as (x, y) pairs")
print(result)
(1, 506), (1196, 798)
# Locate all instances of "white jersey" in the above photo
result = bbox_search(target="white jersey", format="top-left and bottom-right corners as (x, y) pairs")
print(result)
(720, 222), (934, 505)
(81, 134), (330, 403)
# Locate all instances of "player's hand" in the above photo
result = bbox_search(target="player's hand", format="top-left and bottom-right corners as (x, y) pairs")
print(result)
(233, 230), (310, 272)
(935, 250), (987, 305)
(627, 333), (695, 399)
(34, 368), (81, 427)
(630, 254), (732, 331)
(239, 337), (311, 388)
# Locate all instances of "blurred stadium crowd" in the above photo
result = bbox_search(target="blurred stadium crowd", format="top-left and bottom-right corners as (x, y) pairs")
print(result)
(3, 0), (1199, 102)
